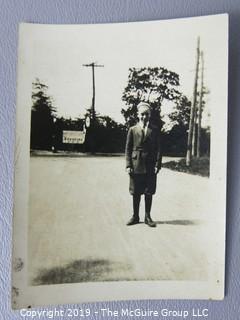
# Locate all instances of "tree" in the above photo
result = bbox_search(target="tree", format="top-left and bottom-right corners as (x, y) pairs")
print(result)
(96, 115), (127, 153)
(31, 79), (56, 150)
(168, 95), (191, 129)
(163, 95), (192, 156)
(83, 111), (127, 153)
(122, 67), (183, 127)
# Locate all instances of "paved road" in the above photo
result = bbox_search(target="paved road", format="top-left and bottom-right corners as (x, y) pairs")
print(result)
(29, 156), (215, 285)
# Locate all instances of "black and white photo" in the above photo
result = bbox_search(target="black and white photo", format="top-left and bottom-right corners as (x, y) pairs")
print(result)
(12, 14), (228, 308)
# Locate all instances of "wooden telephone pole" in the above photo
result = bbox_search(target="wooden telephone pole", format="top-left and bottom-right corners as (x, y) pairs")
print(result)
(83, 62), (104, 154)
(186, 37), (200, 166)
(83, 62), (104, 122)
(197, 51), (204, 158)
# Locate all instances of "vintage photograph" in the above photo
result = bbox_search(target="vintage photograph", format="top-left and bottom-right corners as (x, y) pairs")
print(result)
(12, 14), (228, 308)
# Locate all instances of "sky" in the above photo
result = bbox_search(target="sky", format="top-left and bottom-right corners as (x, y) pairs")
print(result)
(20, 14), (228, 127)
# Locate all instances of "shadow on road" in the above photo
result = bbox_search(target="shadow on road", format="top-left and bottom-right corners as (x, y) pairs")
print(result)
(32, 258), (132, 285)
(156, 220), (199, 225)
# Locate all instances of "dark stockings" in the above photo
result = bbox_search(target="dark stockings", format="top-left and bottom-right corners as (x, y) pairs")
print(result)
(133, 194), (153, 218)
(133, 194), (141, 218)
(145, 194), (152, 217)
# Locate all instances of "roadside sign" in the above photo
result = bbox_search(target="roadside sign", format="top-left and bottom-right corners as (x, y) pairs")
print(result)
(62, 130), (86, 144)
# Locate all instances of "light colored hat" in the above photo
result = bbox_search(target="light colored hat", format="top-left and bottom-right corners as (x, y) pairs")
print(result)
(137, 102), (151, 113)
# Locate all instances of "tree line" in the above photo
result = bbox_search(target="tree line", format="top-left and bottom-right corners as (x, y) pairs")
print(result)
(30, 79), (127, 153)
(31, 63), (210, 156)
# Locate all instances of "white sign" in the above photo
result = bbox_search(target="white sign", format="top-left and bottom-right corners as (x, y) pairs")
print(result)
(62, 130), (86, 144)
(85, 116), (91, 128)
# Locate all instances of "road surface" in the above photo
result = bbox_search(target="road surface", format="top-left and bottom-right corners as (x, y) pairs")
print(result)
(28, 155), (216, 285)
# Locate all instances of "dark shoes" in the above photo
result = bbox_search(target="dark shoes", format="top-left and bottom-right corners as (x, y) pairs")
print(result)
(126, 216), (156, 227)
(126, 216), (139, 226)
(144, 216), (157, 228)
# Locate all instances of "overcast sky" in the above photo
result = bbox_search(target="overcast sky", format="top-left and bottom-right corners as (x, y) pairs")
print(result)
(19, 15), (228, 127)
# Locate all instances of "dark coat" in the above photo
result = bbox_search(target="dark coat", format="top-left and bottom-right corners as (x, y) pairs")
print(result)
(125, 123), (162, 195)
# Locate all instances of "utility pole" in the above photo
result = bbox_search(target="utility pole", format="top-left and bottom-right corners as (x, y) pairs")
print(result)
(191, 101), (197, 157)
(186, 37), (200, 166)
(83, 62), (104, 122)
(83, 62), (104, 154)
(197, 51), (204, 158)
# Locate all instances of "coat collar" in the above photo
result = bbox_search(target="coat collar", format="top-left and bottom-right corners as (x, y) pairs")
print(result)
(138, 121), (149, 130)
(135, 123), (152, 141)
(144, 126), (152, 141)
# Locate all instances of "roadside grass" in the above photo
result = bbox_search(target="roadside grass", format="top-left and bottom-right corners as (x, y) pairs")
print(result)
(162, 157), (210, 177)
